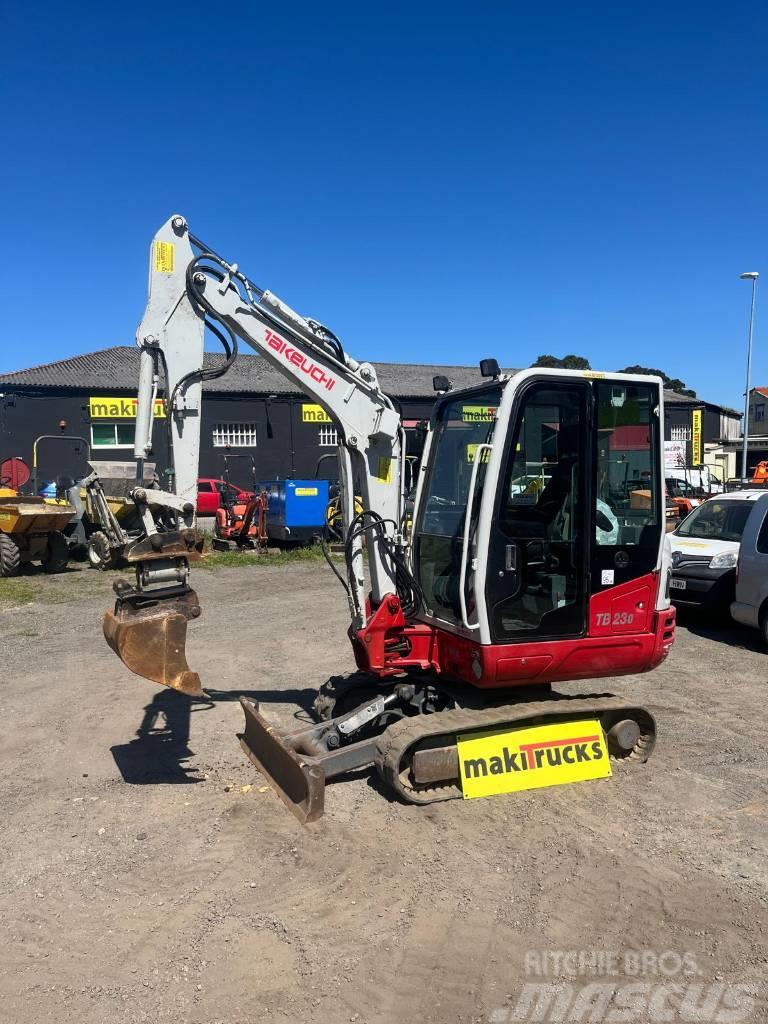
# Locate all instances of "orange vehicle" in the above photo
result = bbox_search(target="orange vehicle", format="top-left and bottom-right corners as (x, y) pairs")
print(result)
(212, 455), (268, 551)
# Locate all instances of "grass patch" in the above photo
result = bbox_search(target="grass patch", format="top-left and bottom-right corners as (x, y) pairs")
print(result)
(0, 565), (116, 608)
(0, 578), (38, 607)
(197, 544), (331, 570)
(0, 544), (338, 608)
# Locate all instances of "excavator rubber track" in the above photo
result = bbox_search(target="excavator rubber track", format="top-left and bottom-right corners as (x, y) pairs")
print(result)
(375, 693), (656, 806)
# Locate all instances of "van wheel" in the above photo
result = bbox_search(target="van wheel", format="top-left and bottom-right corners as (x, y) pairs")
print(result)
(0, 534), (21, 577)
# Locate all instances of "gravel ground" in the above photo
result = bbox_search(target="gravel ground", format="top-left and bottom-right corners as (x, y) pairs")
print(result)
(0, 562), (766, 1024)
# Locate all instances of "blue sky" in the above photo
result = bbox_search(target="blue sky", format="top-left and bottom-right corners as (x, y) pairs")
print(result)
(2, 2), (766, 409)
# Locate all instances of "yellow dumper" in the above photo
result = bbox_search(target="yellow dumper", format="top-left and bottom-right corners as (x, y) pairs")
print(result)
(0, 487), (75, 576)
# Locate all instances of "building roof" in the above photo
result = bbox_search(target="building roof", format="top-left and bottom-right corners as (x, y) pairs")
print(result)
(0, 345), (740, 412)
(661, 389), (740, 416)
(0, 345), (512, 398)
(751, 386), (768, 399)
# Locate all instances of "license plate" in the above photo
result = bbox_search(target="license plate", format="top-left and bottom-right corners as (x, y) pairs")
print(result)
(670, 578), (687, 590)
(457, 719), (612, 800)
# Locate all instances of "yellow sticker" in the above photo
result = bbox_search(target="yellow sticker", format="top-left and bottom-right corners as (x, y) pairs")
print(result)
(302, 403), (332, 423)
(458, 718), (611, 800)
(154, 240), (175, 273)
(295, 487), (318, 496)
(691, 409), (702, 467)
(466, 444), (491, 464)
(376, 457), (392, 483)
(583, 370), (606, 379)
(462, 405), (497, 423)
(89, 396), (166, 419)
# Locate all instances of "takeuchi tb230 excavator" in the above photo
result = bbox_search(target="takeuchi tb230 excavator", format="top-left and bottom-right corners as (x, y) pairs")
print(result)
(103, 215), (676, 822)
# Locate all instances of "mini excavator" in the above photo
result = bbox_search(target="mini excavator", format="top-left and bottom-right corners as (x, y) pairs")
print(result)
(103, 215), (675, 821)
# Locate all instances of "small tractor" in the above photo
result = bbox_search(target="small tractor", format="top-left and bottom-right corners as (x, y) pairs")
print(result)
(212, 454), (268, 552)
(61, 460), (159, 570)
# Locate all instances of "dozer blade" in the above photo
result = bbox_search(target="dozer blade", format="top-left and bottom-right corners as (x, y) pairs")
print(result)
(238, 698), (326, 824)
(103, 587), (205, 698)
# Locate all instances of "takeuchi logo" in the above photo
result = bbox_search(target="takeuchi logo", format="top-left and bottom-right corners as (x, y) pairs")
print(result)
(265, 329), (336, 392)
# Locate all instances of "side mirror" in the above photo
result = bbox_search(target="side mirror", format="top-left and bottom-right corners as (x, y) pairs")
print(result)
(479, 358), (500, 379)
(433, 375), (451, 392)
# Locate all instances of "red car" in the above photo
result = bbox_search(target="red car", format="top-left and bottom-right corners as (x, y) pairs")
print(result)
(196, 478), (254, 516)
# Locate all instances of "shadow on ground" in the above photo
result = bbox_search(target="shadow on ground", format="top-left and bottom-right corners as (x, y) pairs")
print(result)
(111, 685), (318, 784)
(676, 607), (764, 653)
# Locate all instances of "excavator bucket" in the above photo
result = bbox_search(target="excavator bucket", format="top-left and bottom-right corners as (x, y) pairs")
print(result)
(238, 698), (327, 823)
(103, 587), (206, 698)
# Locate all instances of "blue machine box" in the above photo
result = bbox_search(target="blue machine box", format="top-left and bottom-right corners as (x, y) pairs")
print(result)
(258, 479), (330, 543)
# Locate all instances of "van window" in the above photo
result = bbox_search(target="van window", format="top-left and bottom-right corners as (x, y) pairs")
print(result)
(756, 512), (768, 554)
(676, 500), (751, 543)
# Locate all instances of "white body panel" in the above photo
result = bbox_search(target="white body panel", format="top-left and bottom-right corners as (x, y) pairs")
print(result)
(730, 492), (768, 630)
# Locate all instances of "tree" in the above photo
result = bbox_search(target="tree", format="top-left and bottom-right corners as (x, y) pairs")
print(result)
(618, 365), (696, 398)
(532, 354), (591, 370)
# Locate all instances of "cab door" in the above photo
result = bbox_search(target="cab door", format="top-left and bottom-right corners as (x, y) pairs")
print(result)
(483, 376), (664, 644)
(484, 379), (590, 641)
(590, 379), (663, 606)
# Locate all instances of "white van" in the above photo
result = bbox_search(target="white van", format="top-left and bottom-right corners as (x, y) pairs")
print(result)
(668, 491), (766, 611)
(731, 492), (768, 645)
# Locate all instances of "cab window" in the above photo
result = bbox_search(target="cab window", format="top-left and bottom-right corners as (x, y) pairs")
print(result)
(757, 511), (768, 554)
(595, 383), (660, 548)
(414, 386), (501, 624)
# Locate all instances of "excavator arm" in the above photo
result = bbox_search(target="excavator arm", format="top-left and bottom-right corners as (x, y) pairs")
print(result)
(104, 215), (407, 696)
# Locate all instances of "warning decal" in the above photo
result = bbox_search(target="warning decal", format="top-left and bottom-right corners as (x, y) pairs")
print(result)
(154, 241), (175, 274)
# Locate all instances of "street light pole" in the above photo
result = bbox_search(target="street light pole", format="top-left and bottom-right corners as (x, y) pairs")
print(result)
(740, 272), (759, 481)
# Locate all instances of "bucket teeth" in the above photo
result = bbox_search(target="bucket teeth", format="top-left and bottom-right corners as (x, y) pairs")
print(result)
(103, 586), (206, 698)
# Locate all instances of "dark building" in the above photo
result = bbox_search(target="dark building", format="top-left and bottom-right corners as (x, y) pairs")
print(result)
(661, 391), (741, 482)
(0, 347), (499, 490)
(0, 346), (742, 490)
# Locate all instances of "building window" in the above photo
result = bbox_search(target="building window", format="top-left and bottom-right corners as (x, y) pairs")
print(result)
(670, 425), (691, 441)
(212, 423), (257, 447)
(720, 415), (740, 441)
(91, 423), (135, 448)
(318, 424), (339, 447)
(755, 404), (765, 422)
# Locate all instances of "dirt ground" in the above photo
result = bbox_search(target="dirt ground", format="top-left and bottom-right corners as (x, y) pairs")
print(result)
(0, 561), (766, 1024)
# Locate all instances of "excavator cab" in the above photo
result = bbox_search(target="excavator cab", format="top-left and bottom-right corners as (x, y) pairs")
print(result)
(411, 372), (668, 681)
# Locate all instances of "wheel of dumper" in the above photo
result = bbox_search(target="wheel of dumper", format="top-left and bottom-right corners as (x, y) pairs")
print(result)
(0, 533), (21, 577)
(87, 531), (115, 571)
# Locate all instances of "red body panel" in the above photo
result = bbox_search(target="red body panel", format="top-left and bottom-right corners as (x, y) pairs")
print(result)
(351, 572), (675, 689)
(196, 478), (253, 515)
